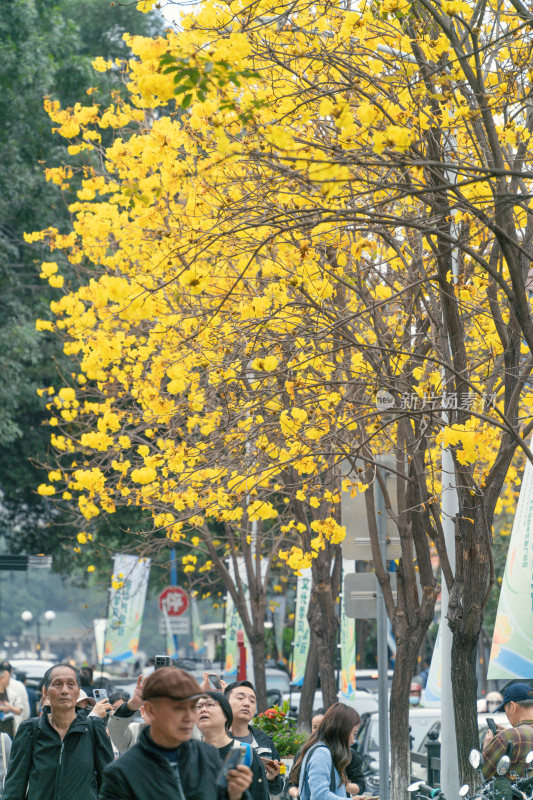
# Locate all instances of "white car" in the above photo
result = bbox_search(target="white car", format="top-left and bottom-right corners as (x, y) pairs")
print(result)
(9, 659), (55, 681)
(283, 689), (378, 717)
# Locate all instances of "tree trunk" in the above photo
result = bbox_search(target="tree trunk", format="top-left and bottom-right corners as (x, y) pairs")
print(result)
(447, 501), (491, 785)
(451, 633), (480, 786)
(250, 629), (268, 711)
(390, 638), (420, 800)
(309, 546), (342, 707)
(297, 630), (319, 729)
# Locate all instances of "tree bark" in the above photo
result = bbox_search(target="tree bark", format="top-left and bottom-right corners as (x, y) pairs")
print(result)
(451, 630), (481, 787)
(297, 628), (319, 729)
(250, 627), (268, 711)
(390, 637), (421, 800)
(309, 545), (342, 707)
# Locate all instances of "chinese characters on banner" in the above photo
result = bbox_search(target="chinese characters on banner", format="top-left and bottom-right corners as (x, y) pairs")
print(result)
(104, 554), (151, 662)
(488, 450), (533, 679)
(291, 568), (311, 686)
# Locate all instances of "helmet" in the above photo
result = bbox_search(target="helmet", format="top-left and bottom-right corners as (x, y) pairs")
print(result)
(486, 691), (503, 712)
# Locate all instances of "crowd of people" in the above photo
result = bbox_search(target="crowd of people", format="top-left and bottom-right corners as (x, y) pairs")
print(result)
(0, 660), (370, 800)
(0, 658), (530, 800)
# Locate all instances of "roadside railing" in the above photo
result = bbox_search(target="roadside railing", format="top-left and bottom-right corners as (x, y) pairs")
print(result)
(410, 735), (441, 787)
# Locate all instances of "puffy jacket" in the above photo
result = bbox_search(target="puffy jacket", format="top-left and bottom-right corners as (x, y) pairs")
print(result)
(3, 712), (114, 800)
(107, 704), (145, 754)
(99, 726), (232, 800)
(245, 726), (284, 796)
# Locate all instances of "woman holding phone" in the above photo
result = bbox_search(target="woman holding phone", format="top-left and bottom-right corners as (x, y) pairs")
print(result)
(290, 703), (361, 800)
(196, 691), (269, 800)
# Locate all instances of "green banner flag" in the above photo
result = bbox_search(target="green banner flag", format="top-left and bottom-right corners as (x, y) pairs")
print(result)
(224, 557), (251, 678)
(291, 568), (311, 686)
(488, 454), (533, 679)
(190, 594), (206, 656)
(104, 554), (151, 662)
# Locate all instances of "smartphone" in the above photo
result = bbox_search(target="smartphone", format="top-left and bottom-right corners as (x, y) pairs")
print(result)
(208, 673), (222, 690)
(260, 758), (278, 769)
(216, 743), (253, 787)
(486, 717), (498, 735)
(93, 688), (109, 702)
(154, 655), (171, 669)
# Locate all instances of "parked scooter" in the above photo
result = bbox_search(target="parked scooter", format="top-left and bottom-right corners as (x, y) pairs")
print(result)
(459, 748), (533, 800)
(408, 781), (446, 800)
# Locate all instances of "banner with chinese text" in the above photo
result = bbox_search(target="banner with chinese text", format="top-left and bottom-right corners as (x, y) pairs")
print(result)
(291, 568), (312, 686)
(104, 554), (151, 662)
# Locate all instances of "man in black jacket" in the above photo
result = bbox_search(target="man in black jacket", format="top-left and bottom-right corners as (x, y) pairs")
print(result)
(224, 681), (284, 797)
(100, 667), (253, 800)
(3, 663), (113, 800)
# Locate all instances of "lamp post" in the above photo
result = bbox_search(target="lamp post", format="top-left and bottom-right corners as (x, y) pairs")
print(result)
(21, 609), (56, 655)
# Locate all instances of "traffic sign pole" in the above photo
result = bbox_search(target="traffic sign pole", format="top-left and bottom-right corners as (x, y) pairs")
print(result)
(159, 584), (189, 660)
(170, 551), (179, 655)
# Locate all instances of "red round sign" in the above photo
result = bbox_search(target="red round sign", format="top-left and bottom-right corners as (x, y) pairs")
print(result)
(159, 586), (189, 617)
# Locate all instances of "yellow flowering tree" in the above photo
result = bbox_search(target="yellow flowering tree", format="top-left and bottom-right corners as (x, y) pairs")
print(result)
(28, 0), (533, 790)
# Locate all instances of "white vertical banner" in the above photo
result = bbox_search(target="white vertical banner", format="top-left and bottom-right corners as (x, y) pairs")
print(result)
(291, 568), (312, 686)
(104, 554), (151, 662)
(424, 623), (443, 705)
(93, 618), (107, 664)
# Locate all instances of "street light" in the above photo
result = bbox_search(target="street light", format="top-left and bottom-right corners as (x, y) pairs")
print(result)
(21, 609), (56, 655)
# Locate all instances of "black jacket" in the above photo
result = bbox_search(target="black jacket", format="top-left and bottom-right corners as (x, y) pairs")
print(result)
(100, 727), (232, 800)
(219, 740), (270, 800)
(346, 746), (366, 793)
(248, 726), (284, 796)
(3, 711), (114, 800)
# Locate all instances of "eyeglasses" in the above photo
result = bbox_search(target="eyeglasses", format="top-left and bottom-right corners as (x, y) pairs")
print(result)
(196, 701), (218, 711)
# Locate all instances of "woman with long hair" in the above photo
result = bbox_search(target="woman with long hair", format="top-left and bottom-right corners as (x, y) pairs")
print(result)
(291, 703), (361, 800)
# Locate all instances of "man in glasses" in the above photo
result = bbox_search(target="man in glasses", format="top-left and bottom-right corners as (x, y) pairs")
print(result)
(100, 667), (253, 800)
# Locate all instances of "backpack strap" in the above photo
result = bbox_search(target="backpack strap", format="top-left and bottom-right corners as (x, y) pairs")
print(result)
(302, 743), (337, 794)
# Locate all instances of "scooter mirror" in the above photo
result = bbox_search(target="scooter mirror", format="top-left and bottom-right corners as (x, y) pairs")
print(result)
(469, 750), (483, 769)
(408, 782), (424, 792)
(526, 751), (533, 765)
(459, 785), (470, 796)
(496, 755), (511, 775)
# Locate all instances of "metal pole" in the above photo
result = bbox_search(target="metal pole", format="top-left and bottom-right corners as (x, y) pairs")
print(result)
(440, 144), (460, 797)
(101, 588), (111, 680)
(376, 468), (390, 800)
(170, 550), (179, 657)
(440, 443), (459, 796)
